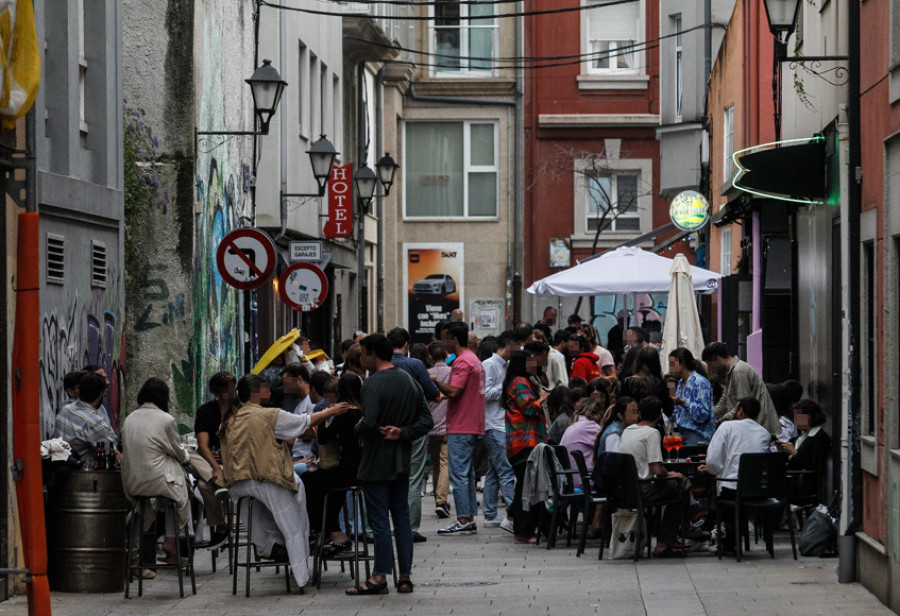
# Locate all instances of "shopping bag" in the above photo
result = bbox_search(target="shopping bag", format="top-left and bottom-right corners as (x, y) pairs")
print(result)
(610, 510), (646, 559)
(798, 505), (837, 556)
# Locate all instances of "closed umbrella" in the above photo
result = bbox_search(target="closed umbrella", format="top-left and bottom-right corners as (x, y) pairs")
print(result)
(661, 254), (705, 358)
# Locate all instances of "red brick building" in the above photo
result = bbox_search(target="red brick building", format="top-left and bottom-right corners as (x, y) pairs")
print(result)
(523, 0), (673, 323)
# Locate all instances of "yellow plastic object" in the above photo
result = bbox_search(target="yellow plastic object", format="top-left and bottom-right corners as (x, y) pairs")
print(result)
(251, 328), (301, 374)
(0, 0), (41, 130)
(303, 348), (331, 364)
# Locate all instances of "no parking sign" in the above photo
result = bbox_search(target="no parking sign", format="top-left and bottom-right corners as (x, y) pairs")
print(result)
(279, 263), (329, 312)
(215, 228), (277, 290)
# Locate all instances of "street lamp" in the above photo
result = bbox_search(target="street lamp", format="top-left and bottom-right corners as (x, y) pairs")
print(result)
(354, 163), (378, 212)
(245, 59), (288, 136)
(375, 153), (400, 196)
(763, 0), (800, 39)
(306, 135), (339, 196)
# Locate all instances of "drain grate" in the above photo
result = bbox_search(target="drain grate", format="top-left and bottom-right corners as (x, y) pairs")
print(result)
(419, 581), (499, 587)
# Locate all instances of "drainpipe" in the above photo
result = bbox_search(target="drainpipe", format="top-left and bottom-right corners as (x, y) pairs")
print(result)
(357, 62), (368, 332)
(839, 0), (861, 584)
(274, 6), (288, 242)
(375, 67), (385, 333)
(514, 0), (524, 327)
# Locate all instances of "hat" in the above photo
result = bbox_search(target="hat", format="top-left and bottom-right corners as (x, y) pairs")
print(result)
(567, 314), (583, 325)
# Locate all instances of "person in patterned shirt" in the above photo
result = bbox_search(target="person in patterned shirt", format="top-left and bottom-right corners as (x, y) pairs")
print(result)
(502, 347), (549, 543)
(667, 347), (716, 446)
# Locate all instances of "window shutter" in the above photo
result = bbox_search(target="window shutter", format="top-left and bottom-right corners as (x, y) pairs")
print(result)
(587, 1), (639, 41)
(47, 233), (65, 285)
(91, 240), (107, 288)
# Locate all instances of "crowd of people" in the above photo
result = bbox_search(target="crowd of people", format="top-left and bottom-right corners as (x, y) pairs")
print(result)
(44, 305), (831, 594)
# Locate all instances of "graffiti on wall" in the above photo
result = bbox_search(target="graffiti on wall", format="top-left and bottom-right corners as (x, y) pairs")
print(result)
(39, 267), (125, 439)
(192, 155), (246, 413)
(592, 293), (668, 347)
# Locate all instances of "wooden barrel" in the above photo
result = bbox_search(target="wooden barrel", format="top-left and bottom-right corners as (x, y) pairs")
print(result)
(46, 470), (128, 593)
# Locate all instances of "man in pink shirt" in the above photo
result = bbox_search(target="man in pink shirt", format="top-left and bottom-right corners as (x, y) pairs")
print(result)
(433, 322), (486, 535)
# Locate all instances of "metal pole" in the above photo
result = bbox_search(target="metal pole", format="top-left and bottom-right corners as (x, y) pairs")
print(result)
(357, 62), (368, 333)
(375, 68), (385, 333)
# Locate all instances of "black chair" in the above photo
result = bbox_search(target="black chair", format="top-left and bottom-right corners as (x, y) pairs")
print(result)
(568, 450), (607, 558)
(232, 496), (292, 597)
(535, 445), (582, 549)
(602, 453), (687, 561)
(124, 496), (196, 598)
(714, 452), (797, 562)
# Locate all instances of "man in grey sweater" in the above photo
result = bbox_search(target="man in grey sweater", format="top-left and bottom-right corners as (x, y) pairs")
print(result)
(702, 342), (779, 435)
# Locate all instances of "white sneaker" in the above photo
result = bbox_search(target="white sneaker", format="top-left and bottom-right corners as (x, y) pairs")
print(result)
(500, 518), (515, 534)
(483, 517), (502, 527)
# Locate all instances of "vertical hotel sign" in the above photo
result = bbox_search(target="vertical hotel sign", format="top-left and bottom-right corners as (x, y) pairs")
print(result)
(404, 243), (465, 344)
(323, 164), (353, 238)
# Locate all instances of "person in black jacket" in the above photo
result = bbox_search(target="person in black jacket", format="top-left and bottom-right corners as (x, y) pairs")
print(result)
(777, 398), (831, 500)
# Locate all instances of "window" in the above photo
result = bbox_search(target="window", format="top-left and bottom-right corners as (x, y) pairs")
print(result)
(720, 227), (732, 275)
(431, 0), (497, 75)
(46, 234), (65, 285)
(332, 74), (340, 140)
(674, 16), (683, 121)
(309, 52), (320, 138)
(404, 121), (498, 218)
(320, 62), (329, 140)
(585, 173), (640, 232)
(723, 106), (735, 181)
(78, 0), (87, 138)
(863, 241), (876, 436)
(584, 0), (640, 73)
(298, 42), (308, 137)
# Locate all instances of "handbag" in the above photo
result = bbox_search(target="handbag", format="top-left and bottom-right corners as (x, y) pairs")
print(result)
(798, 505), (838, 556)
(609, 510), (647, 559)
(316, 440), (341, 471)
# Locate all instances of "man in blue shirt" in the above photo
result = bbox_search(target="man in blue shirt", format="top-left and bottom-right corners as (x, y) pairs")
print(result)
(388, 327), (439, 542)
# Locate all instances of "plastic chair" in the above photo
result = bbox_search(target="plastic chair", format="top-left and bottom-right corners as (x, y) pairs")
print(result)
(714, 452), (797, 562)
(568, 450), (608, 557)
(231, 496), (292, 597)
(603, 454), (687, 561)
(124, 496), (196, 598)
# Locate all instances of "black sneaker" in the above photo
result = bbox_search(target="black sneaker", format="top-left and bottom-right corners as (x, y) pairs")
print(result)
(435, 503), (451, 518)
(413, 531), (428, 543)
(437, 521), (477, 535)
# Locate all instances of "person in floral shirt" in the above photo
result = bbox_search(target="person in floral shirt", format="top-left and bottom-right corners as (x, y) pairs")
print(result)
(667, 347), (716, 446)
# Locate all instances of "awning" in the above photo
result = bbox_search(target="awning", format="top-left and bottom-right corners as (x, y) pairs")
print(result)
(733, 138), (827, 202)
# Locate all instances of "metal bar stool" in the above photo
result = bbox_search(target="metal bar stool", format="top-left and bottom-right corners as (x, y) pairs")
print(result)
(312, 486), (398, 589)
(231, 496), (292, 597)
(124, 496), (196, 598)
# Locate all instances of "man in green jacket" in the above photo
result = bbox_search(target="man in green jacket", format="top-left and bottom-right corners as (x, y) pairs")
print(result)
(347, 333), (433, 596)
(702, 342), (780, 435)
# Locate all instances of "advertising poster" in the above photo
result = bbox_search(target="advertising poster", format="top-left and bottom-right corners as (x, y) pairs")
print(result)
(404, 243), (465, 344)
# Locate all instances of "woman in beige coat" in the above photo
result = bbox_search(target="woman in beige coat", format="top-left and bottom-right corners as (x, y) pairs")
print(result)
(121, 377), (191, 564)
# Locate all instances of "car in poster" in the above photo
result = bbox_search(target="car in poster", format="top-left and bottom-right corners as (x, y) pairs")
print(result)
(412, 274), (457, 296)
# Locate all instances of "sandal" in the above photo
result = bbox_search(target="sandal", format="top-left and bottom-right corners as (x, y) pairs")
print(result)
(345, 579), (389, 596)
(396, 579), (414, 594)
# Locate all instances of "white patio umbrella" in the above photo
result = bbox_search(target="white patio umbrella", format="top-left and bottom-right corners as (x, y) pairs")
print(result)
(527, 246), (722, 296)
(660, 253), (706, 358)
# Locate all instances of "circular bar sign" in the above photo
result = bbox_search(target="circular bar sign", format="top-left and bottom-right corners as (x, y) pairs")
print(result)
(215, 227), (277, 290)
(669, 190), (710, 232)
(279, 263), (329, 312)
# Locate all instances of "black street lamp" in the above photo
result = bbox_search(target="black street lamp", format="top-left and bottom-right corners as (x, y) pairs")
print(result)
(375, 153), (400, 197)
(306, 135), (339, 196)
(763, 0), (801, 41)
(246, 59), (288, 136)
(354, 163), (378, 212)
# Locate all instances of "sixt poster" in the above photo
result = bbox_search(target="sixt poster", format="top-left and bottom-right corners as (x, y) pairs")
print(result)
(404, 243), (465, 344)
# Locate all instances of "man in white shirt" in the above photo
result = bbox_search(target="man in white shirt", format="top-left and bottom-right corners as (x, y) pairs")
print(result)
(545, 330), (570, 389)
(619, 396), (690, 556)
(699, 397), (772, 494)
(481, 330), (516, 532)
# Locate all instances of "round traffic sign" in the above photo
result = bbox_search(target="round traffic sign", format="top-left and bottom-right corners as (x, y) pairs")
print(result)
(215, 227), (277, 290)
(279, 263), (329, 312)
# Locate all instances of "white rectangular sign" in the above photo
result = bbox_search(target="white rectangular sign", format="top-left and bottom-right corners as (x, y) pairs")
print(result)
(289, 241), (322, 262)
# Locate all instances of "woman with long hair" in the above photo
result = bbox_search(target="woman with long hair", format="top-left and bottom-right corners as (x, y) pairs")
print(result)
(503, 348), (549, 544)
(667, 347), (715, 446)
(596, 396), (638, 455)
(302, 373), (364, 553)
(621, 345), (673, 416)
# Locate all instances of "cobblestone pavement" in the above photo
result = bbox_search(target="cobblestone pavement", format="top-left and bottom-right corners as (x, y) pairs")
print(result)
(0, 509), (893, 616)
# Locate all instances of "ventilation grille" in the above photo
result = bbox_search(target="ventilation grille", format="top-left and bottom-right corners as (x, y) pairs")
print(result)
(91, 241), (107, 288)
(46, 234), (65, 285)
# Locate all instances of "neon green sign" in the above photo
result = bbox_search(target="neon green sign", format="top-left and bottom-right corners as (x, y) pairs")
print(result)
(669, 190), (710, 231)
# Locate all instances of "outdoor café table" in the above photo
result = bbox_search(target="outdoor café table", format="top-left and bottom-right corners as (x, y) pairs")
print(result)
(666, 460), (714, 490)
